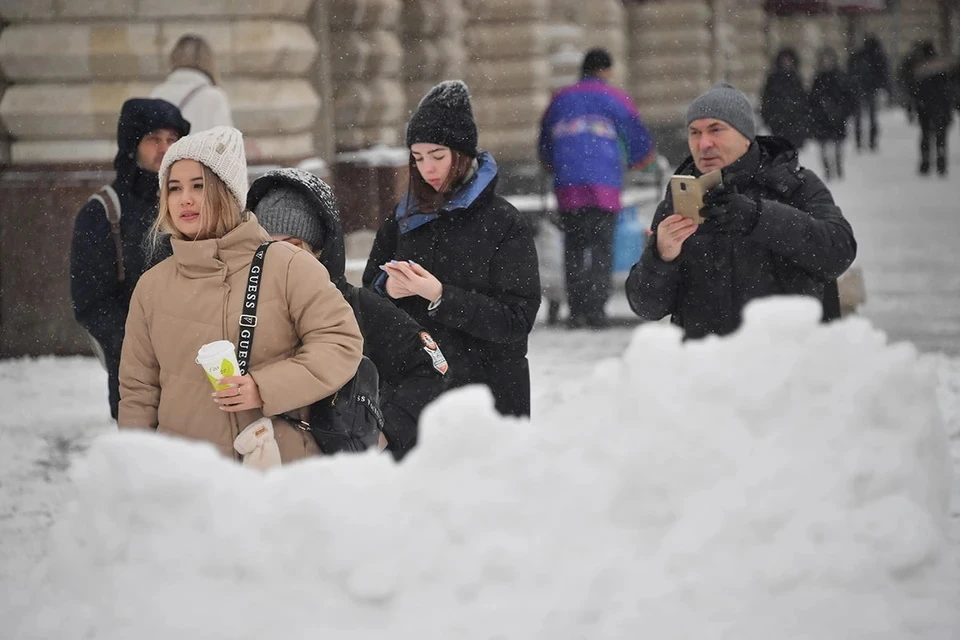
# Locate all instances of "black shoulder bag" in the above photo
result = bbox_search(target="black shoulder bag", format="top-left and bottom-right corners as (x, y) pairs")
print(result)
(239, 242), (384, 455)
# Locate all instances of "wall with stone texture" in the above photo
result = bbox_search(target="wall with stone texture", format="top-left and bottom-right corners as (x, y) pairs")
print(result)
(0, 1), (320, 165)
(327, 0), (406, 151)
(857, 0), (949, 64)
(768, 13), (847, 84)
(401, 0), (466, 119)
(714, 0), (768, 101)
(627, 0), (713, 129)
(464, 0), (551, 163)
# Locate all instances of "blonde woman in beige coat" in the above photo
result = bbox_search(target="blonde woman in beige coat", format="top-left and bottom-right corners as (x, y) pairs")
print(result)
(118, 126), (363, 464)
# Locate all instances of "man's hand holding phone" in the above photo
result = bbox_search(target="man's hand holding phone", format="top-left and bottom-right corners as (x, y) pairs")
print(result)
(656, 214), (698, 262)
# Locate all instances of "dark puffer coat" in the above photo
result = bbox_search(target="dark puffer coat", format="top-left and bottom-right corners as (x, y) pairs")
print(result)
(625, 137), (857, 339)
(363, 153), (541, 418)
(760, 49), (811, 149)
(809, 69), (857, 141)
(247, 169), (450, 460)
(70, 98), (190, 418)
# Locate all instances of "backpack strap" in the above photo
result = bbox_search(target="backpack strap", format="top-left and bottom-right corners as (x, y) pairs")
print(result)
(88, 185), (125, 283)
(178, 83), (207, 111)
(347, 286), (365, 336)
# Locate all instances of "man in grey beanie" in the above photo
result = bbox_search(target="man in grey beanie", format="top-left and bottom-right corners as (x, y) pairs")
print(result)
(625, 82), (857, 338)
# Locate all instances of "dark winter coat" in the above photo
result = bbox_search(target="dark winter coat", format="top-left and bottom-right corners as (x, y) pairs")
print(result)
(912, 55), (958, 130)
(362, 153), (541, 418)
(848, 39), (891, 100)
(246, 169), (449, 460)
(70, 98), (190, 419)
(761, 68), (811, 148)
(625, 137), (856, 340)
(809, 69), (857, 141)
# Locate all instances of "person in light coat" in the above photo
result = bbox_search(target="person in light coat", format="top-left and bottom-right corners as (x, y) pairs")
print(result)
(151, 34), (233, 133)
(118, 126), (363, 465)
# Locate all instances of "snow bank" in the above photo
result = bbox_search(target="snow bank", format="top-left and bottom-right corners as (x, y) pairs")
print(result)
(9, 298), (958, 639)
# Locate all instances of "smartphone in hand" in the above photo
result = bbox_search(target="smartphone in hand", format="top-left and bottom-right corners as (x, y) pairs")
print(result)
(669, 169), (722, 224)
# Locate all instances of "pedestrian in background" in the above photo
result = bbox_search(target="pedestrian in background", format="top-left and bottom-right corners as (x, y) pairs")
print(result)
(70, 98), (190, 420)
(538, 48), (656, 329)
(848, 34), (891, 152)
(761, 47), (811, 151)
(151, 34), (233, 133)
(809, 47), (857, 181)
(908, 41), (956, 176)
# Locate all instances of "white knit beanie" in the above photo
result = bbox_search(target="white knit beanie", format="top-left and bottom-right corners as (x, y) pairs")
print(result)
(158, 126), (248, 211)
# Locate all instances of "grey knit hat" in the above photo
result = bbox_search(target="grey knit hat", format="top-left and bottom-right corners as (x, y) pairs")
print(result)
(253, 187), (326, 250)
(686, 82), (756, 141)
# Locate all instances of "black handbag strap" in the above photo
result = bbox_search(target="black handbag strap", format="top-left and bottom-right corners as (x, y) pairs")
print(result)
(236, 241), (273, 376)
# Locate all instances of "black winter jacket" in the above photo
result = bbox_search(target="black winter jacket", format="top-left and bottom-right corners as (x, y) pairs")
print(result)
(761, 69), (811, 149)
(848, 40), (891, 99)
(809, 70), (857, 141)
(626, 137), (856, 339)
(363, 153), (541, 417)
(246, 169), (449, 460)
(70, 98), (189, 418)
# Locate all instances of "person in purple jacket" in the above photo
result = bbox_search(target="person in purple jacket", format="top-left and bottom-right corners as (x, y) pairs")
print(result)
(538, 48), (656, 329)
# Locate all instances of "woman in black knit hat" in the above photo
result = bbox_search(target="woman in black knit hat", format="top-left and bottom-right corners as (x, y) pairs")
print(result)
(362, 80), (541, 418)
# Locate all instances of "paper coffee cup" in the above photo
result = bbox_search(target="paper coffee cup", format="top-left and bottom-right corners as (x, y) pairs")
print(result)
(196, 340), (240, 390)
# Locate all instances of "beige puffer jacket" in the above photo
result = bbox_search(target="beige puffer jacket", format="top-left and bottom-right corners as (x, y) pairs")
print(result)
(118, 215), (363, 463)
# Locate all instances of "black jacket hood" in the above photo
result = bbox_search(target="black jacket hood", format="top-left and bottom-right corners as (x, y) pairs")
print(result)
(114, 98), (191, 198)
(246, 168), (347, 286)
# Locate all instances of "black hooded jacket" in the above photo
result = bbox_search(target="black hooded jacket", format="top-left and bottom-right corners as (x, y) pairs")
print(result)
(247, 169), (449, 460)
(362, 153), (541, 418)
(70, 98), (190, 419)
(761, 49), (811, 149)
(626, 137), (856, 339)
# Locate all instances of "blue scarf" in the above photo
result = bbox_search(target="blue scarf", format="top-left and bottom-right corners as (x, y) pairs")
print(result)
(396, 152), (498, 235)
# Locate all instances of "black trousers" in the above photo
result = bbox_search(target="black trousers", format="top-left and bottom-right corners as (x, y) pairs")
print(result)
(854, 93), (879, 150)
(560, 208), (617, 320)
(917, 109), (949, 172)
(819, 140), (844, 180)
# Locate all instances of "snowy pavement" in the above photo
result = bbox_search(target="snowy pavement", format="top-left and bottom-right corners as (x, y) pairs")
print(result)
(1, 111), (959, 635)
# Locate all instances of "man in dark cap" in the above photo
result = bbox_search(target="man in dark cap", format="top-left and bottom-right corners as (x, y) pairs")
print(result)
(625, 82), (857, 339)
(70, 98), (190, 419)
(539, 48), (656, 329)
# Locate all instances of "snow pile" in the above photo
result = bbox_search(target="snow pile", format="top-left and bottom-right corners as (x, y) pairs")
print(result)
(9, 298), (959, 640)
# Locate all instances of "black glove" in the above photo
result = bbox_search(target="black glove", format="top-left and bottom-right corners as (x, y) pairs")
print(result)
(701, 184), (760, 236)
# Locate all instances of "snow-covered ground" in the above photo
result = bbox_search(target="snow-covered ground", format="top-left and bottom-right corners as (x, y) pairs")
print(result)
(1, 111), (959, 637)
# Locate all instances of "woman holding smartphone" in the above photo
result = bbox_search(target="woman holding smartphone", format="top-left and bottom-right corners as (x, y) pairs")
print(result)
(362, 81), (541, 418)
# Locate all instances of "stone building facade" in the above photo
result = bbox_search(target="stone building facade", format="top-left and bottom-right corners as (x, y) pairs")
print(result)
(0, 0), (955, 357)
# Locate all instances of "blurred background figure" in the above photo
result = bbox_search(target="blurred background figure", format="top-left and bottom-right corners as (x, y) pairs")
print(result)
(906, 40), (956, 177)
(847, 34), (891, 153)
(538, 48), (656, 329)
(760, 47), (811, 151)
(151, 34), (233, 132)
(809, 47), (856, 181)
(896, 40), (926, 124)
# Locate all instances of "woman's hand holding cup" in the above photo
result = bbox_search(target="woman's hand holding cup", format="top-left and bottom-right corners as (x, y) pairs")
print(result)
(213, 374), (263, 412)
